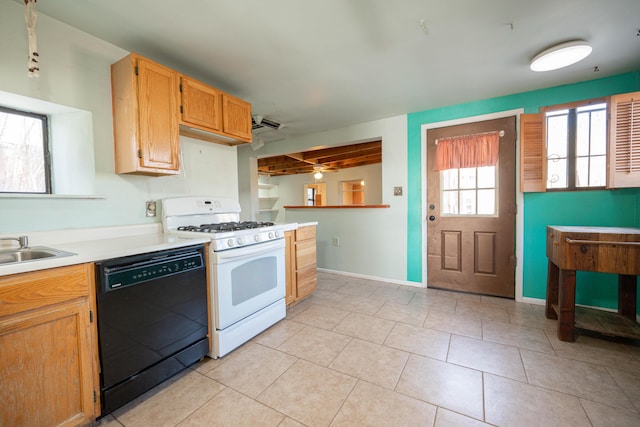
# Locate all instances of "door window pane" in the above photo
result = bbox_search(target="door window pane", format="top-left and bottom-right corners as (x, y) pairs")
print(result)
(477, 189), (496, 215)
(459, 190), (476, 214)
(441, 190), (458, 214)
(441, 169), (458, 190)
(477, 166), (495, 188)
(440, 165), (497, 217)
(459, 168), (476, 189)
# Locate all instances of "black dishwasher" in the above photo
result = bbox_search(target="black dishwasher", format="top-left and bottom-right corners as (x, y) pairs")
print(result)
(95, 244), (209, 415)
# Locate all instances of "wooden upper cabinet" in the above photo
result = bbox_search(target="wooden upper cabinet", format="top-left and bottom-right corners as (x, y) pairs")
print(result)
(180, 76), (222, 132)
(519, 113), (546, 193)
(222, 93), (252, 142)
(112, 53), (253, 176)
(608, 91), (640, 188)
(111, 53), (181, 175)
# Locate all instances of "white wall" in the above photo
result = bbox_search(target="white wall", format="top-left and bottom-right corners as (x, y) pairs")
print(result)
(0, 2), (238, 233)
(238, 115), (411, 284)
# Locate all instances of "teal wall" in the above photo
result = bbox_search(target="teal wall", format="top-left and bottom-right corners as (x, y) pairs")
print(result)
(407, 72), (640, 310)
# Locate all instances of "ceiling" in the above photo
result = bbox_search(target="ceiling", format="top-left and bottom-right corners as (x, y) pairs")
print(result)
(257, 140), (382, 176)
(26, 0), (640, 145)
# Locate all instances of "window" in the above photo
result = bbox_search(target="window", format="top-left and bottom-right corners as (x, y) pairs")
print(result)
(441, 166), (497, 216)
(545, 101), (607, 190)
(0, 106), (50, 194)
(521, 91), (640, 192)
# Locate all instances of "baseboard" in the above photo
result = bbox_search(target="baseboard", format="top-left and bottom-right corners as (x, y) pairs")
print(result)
(317, 268), (424, 288)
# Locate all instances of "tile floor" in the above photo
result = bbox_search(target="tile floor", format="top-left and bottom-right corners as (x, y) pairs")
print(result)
(97, 272), (640, 427)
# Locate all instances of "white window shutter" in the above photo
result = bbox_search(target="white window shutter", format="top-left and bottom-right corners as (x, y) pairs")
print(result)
(608, 91), (640, 188)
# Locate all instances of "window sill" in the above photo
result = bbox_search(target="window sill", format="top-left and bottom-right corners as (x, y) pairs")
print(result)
(284, 205), (390, 209)
(0, 194), (106, 200)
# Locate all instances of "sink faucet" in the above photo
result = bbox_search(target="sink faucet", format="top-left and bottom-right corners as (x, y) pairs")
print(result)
(0, 235), (29, 249)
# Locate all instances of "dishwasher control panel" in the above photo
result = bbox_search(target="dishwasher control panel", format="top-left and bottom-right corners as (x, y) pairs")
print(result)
(97, 246), (205, 291)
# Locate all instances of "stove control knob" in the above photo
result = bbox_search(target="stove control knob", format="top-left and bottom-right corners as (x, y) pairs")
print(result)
(227, 239), (234, 247)
(275, 231), (282, 238)
(254, 235), (261, 242)
(268, 232), (274, 239)
(237, 237), (244, 245)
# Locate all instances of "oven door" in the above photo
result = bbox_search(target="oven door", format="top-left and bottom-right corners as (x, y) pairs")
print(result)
(212, 238), (285, 330)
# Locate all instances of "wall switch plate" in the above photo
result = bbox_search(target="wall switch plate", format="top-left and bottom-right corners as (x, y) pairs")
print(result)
(145, 201), (157, 217)
(393, 186), (403, 196)
(332, 236), (340, 246)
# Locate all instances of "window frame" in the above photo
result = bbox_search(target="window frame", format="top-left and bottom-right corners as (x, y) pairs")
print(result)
(541, 97), (607, 192)
(0, 105), (52, 194)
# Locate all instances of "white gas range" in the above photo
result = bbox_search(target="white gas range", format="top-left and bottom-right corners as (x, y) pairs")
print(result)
(162, 196), (286, 358)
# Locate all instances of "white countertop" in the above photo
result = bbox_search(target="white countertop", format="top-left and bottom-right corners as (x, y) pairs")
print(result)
(0, 221), (318, 276)
(280, 222), (318, 232)
(0, 224), (210, 276)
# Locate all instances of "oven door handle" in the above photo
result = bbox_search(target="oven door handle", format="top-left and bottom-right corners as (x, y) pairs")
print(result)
(214, 239), (284, 262)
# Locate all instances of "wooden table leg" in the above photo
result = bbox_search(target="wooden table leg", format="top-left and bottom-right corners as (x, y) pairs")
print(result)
(618, 274), (637, 320)
(557, 268), (576, 342)
(546, 260), (559, 319)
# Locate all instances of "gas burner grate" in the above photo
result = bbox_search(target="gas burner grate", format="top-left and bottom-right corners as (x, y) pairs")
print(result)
(177, 221), (275, 233)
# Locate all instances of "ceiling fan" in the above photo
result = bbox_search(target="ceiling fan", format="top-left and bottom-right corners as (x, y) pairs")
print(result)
(311, 164), (337, 179)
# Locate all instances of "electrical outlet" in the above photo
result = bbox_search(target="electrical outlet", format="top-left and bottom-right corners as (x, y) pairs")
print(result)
(145, 201), (157, 217)
(332, 236), (340, 246)
(393, 186), (403, 196)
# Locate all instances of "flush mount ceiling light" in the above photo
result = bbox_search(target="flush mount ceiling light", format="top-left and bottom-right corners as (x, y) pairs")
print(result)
(530, 40), (592, 72)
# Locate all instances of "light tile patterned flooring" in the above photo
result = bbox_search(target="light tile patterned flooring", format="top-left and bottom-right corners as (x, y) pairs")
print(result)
(97, 272), (640, 427)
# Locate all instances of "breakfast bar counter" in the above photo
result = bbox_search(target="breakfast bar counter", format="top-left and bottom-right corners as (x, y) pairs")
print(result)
(545, 226), (640, 342)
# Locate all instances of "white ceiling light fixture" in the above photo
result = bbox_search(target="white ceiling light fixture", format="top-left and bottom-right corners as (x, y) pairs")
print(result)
(530, 40), (592, 72)
(313, 171), (323, 179)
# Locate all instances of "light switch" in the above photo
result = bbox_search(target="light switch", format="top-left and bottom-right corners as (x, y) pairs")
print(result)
(393, 186), (403, 196)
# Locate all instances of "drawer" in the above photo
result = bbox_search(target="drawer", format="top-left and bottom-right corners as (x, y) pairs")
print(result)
(295, 226), (316, 242)
(0, 264), (90, 318)
(295, 239), (316, 269)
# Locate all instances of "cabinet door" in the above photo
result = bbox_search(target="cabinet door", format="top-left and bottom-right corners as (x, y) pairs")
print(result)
(296, 265), (317, 300)
(0, 301), (96, 427)
(137, 57), (180, 171)
(0, 264), (98, 427)
(222, 93), (252, 142)
(180, 76), (222, 132)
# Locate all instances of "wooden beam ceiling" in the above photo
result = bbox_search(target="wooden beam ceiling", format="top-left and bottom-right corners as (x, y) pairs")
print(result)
(257, 140), (382, 176)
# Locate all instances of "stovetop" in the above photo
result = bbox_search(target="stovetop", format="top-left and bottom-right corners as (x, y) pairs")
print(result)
(162, 197), (284, 251)
(177, 221), (275, 233)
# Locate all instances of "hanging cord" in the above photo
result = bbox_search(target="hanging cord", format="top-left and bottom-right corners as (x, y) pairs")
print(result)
(24, 0), (39, 77)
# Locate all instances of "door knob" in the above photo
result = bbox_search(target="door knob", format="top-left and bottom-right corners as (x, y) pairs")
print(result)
(428, 215), (436, 221)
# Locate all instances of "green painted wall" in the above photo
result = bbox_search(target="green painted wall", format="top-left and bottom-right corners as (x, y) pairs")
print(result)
(407, 72), (640, 310)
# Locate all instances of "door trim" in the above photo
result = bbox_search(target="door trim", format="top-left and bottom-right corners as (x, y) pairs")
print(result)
(420, 108), (525, 301)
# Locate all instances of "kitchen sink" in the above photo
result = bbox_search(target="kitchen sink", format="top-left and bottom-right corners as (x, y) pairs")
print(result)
(0, 247), (76, 265)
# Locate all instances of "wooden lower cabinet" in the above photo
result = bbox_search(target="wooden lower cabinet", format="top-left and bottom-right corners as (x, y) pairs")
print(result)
(285, 225), (317, 305)
(0, 264), (99, 427)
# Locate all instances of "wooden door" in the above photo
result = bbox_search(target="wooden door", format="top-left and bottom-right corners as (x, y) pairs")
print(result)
(426, 116), (516, 298)
(137, 57), (180, 171)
